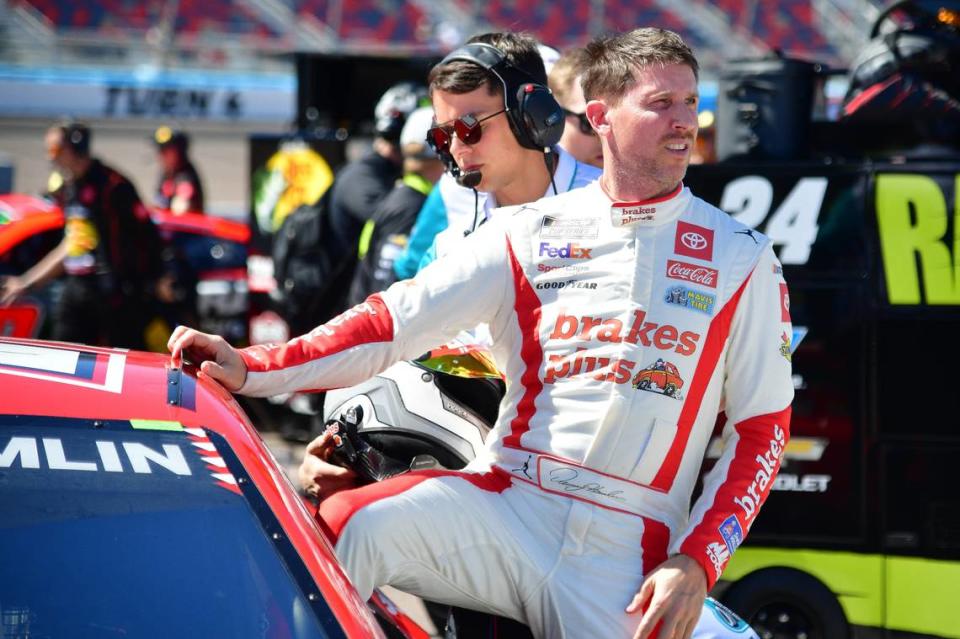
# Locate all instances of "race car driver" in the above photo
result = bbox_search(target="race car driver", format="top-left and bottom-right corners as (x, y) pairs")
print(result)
(169, 27), (793, 639)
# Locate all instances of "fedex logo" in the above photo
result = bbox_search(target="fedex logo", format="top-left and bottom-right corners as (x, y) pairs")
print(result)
(675, 221), (714, 261)
(538, 242), (592, 259)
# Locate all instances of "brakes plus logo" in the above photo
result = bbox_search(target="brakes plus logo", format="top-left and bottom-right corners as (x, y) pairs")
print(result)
(549, 309), (700, 354)
(538, 242), (592, 260)
(674, 221), (713, 261)
(734, 423), (787, 523)
(543, 310), (700, 384)
(666, 259), (718, 288)
(612, 203), (657, 227)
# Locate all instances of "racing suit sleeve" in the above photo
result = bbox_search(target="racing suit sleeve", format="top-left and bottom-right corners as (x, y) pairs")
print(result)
(669, 245), (794, 589)
(235, 220), (512, 397)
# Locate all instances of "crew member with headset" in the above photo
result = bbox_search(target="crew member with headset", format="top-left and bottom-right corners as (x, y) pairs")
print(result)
(393, 35), (600, 281)
(154, 126), (205, 214)
(1, 123), (166, 349)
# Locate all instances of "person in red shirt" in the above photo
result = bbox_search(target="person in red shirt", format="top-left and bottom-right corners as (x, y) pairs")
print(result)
(154, 126), (205, 215)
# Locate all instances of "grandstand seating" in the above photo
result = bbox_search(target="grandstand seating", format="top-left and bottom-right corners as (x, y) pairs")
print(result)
(297, 0), (426, 45)
(19, 0), (843, 64)
(463, 0), (593, 47)
(698, 0), (836, 61)
(23, 0), (280, 38)
(602, 1), (710, 50)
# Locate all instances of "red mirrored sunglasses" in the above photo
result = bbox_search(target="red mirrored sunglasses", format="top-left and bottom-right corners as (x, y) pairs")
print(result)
(427, 109), (507, 153)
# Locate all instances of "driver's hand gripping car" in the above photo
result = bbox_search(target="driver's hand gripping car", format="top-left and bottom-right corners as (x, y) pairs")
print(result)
(233, 178), (793, 638)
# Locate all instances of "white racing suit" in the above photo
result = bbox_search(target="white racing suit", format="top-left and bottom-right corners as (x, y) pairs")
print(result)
(238, 181), (792, 637)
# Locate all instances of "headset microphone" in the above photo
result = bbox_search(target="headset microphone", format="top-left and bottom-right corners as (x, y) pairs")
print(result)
(456, 170), (482, 189)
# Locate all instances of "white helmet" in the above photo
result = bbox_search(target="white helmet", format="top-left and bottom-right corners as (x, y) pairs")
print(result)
(323, 346), (504, 471)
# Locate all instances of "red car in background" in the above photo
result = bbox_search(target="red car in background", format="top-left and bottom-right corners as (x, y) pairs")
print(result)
(0, 194), (252, 345)
(0, 336), (429, 638)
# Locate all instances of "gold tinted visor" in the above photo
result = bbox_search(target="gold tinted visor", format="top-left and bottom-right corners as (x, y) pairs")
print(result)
(415, 345), (502, 379)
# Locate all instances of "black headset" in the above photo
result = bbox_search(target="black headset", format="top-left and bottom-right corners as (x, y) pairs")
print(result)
(438, 42), (565, 151)
(60, 122), (91, 156)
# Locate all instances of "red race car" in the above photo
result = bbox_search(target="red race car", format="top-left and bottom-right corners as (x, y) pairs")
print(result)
(0, 336), (429, 638)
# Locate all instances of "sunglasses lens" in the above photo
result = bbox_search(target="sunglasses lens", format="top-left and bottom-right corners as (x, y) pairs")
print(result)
(429, 127), (451, 152)
(455, 115), (482, 145)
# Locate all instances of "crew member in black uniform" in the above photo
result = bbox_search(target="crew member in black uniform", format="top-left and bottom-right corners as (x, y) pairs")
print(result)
(1, 123), (166, 348)
(321, 82), (428, 316)
(154, 126), (205, 214)
(346, 106), (443, 306)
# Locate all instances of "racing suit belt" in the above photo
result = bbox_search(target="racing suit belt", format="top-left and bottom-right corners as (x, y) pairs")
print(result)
(497, 447), (677, 522)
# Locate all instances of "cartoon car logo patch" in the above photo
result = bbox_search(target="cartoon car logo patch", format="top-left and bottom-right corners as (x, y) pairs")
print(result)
(780, 332), (792, 362)
(632, 359), (685, 398)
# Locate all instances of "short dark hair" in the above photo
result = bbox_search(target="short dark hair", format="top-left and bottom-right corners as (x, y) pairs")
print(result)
(581, 28), (699, 104)
(428, 32), (547, 98)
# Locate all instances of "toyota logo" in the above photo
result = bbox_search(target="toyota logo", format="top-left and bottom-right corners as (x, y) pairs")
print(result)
(681, 232), (708, 250)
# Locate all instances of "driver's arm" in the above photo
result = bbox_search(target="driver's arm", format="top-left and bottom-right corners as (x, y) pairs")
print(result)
(669, 245), (794, 588)
(235, 218), (513, 397)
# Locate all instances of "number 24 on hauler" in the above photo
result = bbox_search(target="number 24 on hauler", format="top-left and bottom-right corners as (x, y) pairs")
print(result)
(720, 176), (827, 265)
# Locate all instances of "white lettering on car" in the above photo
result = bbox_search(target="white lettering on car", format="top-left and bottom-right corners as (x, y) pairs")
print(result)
(0, 436), (40, 469)
(0, 436), (192, 476)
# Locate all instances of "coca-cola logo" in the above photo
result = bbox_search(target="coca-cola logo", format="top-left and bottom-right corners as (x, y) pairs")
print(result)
(666, 260), (718, 288)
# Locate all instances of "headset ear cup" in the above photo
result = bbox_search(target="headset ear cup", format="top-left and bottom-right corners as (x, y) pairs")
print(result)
(515, 84), (565, 149)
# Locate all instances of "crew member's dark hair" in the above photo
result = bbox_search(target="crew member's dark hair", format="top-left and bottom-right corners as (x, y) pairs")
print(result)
(428, 32), (547, 97)
(581, 28), (699, 104)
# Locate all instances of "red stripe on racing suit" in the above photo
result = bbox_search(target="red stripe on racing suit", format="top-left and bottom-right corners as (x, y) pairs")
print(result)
(503, 239), (545, 449)
(319, 468), (512, 541)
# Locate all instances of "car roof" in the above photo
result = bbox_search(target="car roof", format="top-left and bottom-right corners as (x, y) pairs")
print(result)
(0, 336), (383, 638)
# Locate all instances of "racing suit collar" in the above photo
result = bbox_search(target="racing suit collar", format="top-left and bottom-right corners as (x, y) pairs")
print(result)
(604, 182), (690, 228)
